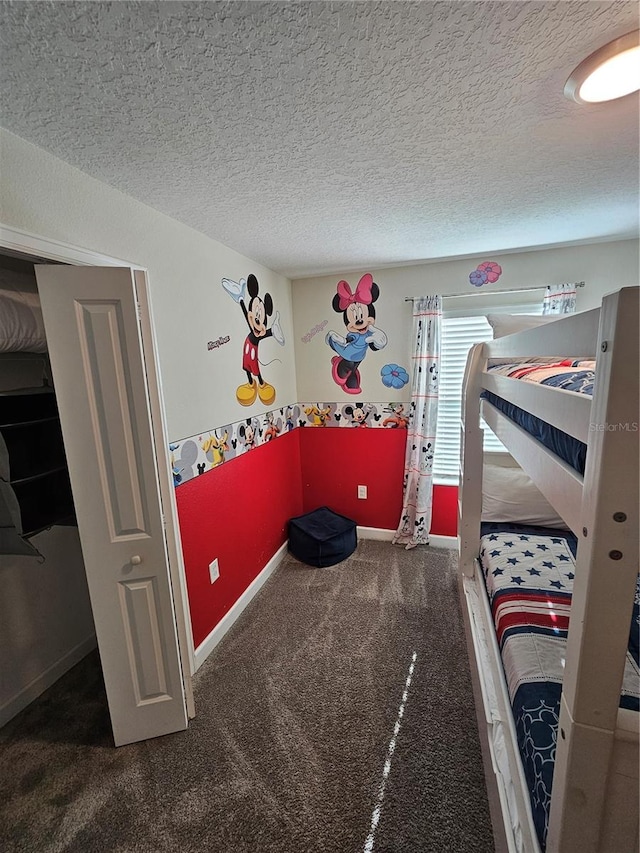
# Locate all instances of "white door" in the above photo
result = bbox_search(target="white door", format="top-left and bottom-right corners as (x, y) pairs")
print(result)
(34, 265), (188, 746)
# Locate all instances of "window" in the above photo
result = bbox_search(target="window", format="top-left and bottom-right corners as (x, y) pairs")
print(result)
(433, 297), (543, 483)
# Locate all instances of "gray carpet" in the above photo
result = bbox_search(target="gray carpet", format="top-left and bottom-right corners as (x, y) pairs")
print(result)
(0, 540), (494, 853)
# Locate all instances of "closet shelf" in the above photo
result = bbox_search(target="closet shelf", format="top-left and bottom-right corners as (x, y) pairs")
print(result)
(10, 465), (68, 486)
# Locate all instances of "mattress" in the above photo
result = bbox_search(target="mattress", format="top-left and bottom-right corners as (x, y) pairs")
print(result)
(479, 529), (640, 850)
(0, 281), (47, 353)
(482, 360), (594, 475)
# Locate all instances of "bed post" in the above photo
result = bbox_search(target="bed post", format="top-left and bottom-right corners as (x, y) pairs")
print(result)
(458, 343), (485, 578)
(547, 287), (640, 852)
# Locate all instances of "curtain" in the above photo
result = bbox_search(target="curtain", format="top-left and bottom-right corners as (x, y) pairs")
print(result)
(543, 283), (577, 314)
(393, 296), (442, 549)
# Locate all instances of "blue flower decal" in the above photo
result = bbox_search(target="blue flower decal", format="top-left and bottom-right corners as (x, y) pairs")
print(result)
(381, 363), (409, 389)
(469, 269), (488, 287)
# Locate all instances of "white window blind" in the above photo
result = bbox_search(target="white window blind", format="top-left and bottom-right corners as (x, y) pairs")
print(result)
(433, 299), (543, 482)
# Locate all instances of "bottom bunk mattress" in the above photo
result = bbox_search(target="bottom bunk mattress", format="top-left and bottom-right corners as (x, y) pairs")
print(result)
(479, 527), (640, 850)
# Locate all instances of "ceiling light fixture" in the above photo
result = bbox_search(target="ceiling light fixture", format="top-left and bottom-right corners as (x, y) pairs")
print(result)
(565, 30), (640, 104)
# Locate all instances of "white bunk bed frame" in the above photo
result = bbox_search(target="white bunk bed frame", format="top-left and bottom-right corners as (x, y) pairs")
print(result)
(458, 286), (639, 853)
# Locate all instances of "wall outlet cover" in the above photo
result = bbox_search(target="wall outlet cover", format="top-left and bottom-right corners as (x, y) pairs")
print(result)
(209, 558), (220, 584)
(358, 485), (367, 499)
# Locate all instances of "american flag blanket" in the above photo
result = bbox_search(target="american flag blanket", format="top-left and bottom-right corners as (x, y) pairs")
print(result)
(479, 531), (640, 850)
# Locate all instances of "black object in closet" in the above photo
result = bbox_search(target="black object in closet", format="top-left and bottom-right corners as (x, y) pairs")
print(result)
(0, 385), (76, 555)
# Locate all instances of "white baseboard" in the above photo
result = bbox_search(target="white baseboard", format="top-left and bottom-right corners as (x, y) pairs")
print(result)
(0, 633), (97, 728)
(193, 541), (288, 672)
(357, 526), (457, 550)
(429, 534), (458, 549)
(357, 526), (395, 541)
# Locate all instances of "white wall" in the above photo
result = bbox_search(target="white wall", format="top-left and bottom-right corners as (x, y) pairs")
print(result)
(0, 128), (298, 443)
(292, 240), (639, 401)
(0, 526), (95, 726)
(0, 349), (95, 726)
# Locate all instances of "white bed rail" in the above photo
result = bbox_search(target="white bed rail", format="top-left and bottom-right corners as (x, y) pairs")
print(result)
(547, 285), (639, 853)
(483, 306), (600, 360)
(458, 286), (639, 853)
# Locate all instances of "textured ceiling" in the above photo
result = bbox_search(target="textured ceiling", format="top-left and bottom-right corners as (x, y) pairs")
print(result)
(0, 1), (638, 278)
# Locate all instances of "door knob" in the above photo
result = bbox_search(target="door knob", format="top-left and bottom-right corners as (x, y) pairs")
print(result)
(130, 555), (142, 565)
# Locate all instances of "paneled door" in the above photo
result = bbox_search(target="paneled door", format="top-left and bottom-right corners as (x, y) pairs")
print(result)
(35, 265), (188, 746)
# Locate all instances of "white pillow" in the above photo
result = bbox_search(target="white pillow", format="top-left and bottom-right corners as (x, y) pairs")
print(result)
(486, 314), (558, 338)
(482, 459), (567, 528)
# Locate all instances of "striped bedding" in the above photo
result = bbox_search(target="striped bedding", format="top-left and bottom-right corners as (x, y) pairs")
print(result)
(479, 530), (640, 850)
(486, 359), (596, 395)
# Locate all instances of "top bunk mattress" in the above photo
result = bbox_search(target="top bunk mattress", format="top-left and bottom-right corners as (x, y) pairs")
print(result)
(482, 360), (594, 475)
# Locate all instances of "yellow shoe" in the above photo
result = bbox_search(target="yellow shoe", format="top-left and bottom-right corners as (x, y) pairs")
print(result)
(236, 381), (257, 406)
(257, 381), (276, 406)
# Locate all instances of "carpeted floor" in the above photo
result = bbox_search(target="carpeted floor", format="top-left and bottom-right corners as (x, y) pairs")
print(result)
(0, 540), (495, 853)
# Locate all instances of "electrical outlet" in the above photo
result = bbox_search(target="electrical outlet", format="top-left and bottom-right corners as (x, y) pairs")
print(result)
(358, 485), (367, 499)
(209, 558), (220, 584)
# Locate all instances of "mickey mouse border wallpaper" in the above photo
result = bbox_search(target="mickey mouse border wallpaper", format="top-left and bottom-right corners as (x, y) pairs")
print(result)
(169, 401), (412, 487)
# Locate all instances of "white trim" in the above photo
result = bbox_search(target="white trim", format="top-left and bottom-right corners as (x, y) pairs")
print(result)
(357, 526), (395, 541)
(0, 223), (141, 268)
(357, 527), (456, 549)
(463, 569), (541, 853)
(0, 634), (97, 728)
(428, 534), (457, 549)
(193, 542), (288, 671)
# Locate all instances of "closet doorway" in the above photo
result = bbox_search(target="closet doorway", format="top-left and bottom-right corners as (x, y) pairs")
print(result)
(0, 232), (193, 747)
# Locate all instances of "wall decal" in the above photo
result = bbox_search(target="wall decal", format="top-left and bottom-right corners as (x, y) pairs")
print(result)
(284, 405), (299, 432)
(381, 363), (409, 389)
(326, 274), (388, 395)
(207, 335), (231, 351)
(343, 404), (371, 427)
(171, 439), (199, 486)
(237, 417), (261, 451)
(264, 412), (282, 441)
(301, 320), (328, 343)
(469, 260), (503, 287)
(222, 273), (285, 406)
(382, 403), (409, 428)
(304, 403), (334, 426)
(201, 429), (230, 469)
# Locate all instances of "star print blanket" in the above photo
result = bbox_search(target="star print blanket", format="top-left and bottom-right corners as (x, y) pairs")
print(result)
(479, 532), (640, 850)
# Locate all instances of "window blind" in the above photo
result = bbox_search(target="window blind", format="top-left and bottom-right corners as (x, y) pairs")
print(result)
(433, 300), (543, 482)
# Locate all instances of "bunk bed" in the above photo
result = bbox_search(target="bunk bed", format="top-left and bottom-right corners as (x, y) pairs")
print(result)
(458, 286), (639, 853)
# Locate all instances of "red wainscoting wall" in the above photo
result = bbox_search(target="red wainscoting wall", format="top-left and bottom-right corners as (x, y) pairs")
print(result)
(176, 429), (303, 649)
(299, 426), (406, 529)
(431, 484), (459, 537)
(176, 426), (459, 649)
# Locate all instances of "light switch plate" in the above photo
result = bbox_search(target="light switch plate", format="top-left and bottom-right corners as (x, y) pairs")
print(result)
(358, 485), (367, 499)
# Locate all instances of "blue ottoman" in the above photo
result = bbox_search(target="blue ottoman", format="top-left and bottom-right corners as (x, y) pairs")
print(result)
(288, 506), (357, 568)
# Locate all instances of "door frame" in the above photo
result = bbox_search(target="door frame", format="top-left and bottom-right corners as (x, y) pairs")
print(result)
(0, 223), (196, 717)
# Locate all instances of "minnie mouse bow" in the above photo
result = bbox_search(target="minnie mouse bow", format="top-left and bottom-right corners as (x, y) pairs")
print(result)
(336, 274), (374, 311)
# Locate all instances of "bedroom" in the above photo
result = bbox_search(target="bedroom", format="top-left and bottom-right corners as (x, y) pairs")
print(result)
(0, 2), (638, 852)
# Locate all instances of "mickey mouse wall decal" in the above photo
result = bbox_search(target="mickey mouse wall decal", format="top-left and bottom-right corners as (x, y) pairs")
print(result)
(222, 273), (285, 406)
(326, 273), (387, 394)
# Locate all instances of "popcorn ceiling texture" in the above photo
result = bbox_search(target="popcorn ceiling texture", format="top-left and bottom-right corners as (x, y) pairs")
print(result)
(0, 1), (638, 278)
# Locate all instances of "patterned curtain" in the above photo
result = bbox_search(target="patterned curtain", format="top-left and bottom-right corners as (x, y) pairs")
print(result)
(543, 283), (577, 314)
(393, 296), (442, 549)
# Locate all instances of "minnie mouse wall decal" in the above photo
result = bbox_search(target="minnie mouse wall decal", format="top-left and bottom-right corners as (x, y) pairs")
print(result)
(325, 274), (388, 394)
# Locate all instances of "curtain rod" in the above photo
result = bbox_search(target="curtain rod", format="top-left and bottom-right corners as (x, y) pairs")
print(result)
(404, 281), (585, 301)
